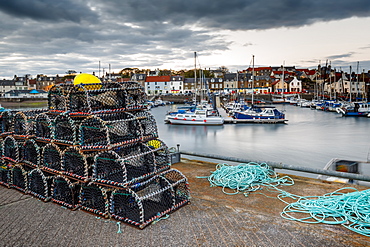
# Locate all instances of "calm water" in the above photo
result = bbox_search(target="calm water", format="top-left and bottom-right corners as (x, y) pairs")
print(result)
(150, 104), (370, 176)
(13, 102), (370, 177)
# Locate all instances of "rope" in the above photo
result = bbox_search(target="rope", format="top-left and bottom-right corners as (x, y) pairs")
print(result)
(201, 162), (370, 237)
(199, 162), (294, 196)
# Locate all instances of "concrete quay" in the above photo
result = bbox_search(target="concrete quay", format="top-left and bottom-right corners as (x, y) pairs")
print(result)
(1, 158), (369, 247)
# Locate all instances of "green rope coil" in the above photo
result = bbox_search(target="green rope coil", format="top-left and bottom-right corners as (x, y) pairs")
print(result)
(203, 162), (294, 195)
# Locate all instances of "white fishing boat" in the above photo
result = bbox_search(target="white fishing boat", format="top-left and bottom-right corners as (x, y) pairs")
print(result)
(165, 109), (224, 125)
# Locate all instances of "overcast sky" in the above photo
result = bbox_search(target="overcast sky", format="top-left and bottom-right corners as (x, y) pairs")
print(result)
(1, 0), (370, 79)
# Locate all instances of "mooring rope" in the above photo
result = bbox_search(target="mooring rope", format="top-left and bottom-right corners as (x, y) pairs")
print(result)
(200, 162), (370, 237)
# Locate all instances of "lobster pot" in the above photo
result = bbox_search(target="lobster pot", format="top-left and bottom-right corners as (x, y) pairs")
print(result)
(22, 139), (41, 168)
(145, 139), (171, 169)
(92, 151), (127, 186)
(28, 168), (51, 201)
(48, 84), (68, 111)
(0, 111), (14, 137)
(80, 111), (142, 149)
(2, 136), (20, 163)
(53, 113), (78, 145)
(51, 176), (80, 209)
(84, 83), (127, 112)
(109, 174), (176, 229)
(34, 112), (56, 142)
(13, 109), (47, 137)
(132, 111), (158, 141)
(118, 81), (147, 110)
(159, 169), (190, 206)
(62, 146), (89, 181)
(41, 143), (63, 173)
(0, 162), (11, 187)
(115, 143), (161, 182)
(80, 184), (110, 218)
(79, 115), (110, 149)
(10, 164), (28, 193)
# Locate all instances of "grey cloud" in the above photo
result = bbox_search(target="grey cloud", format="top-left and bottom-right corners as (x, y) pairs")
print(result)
(0, 0), (97, 22)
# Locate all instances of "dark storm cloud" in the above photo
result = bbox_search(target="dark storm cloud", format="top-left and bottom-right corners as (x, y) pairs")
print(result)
(100, 0), (370, 30)
(0, 0), (97, 22)
(1, 0), (370, 77)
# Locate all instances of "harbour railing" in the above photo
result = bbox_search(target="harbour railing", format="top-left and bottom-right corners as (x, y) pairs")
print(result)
(178, 150), (370, 183)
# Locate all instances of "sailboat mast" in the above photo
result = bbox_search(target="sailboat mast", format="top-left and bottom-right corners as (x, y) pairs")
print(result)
(194, 52), (197, 104)
(252, 55), (254, 105)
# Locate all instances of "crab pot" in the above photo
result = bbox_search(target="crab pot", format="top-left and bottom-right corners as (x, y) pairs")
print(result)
(22, 139), (41, 168)
(145, 139), (171, 169)
(109, 172), (179, 229)
(132, 111), (158, 141)
(79, 184), (110, 218)
(0, 111), (14, 137)
(92, 150), (127, 186)
(51, 176), (80, 209)
(34, 112), (55, 142)
(48, 84), (68, 111)
(28, 168), (52, 201)
(41, 143), (63, 173)
(61, 146), (88, 181)
(53, 113), (78, 145)
(118, 81), (147, 110)
(2, 136), (19, 163)
(10, 164), (28, 193)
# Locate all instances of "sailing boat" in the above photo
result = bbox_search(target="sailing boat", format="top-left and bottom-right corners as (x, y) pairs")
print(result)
(165, 52), (224, 125)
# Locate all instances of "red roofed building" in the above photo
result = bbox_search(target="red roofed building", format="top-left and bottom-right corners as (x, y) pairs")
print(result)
(145, 75), (171, 95)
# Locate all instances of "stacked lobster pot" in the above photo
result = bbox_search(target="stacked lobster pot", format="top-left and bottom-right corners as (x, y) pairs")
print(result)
(0, 81), (190, 229)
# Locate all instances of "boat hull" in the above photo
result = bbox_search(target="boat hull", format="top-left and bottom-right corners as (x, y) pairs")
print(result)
(167, 117), (224, 125)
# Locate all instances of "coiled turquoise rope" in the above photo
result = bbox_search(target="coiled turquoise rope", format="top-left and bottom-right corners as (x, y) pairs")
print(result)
(201, 162), (370, 237)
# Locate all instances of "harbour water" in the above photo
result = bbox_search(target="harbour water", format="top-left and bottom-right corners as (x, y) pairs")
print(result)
(150, 104), (370, 178)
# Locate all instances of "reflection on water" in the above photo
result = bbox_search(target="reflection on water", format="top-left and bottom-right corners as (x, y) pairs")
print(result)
(151, 104), (370, 176)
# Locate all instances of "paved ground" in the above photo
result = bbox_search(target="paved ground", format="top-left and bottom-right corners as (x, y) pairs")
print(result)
(1, 159), (369, 247)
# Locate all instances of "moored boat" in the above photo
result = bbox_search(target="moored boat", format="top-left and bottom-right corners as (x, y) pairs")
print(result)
(233, 105), (287, 123)
(336, 102), (370, 116)
(165, 109), (224, 125)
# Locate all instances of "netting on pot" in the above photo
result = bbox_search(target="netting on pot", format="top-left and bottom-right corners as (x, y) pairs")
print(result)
(118, 81), (147, 110)
(34, 112), (55, 142)
(53, 113), (78, 145)
(0, 111), (14, 137)
(78, 115), (110, 150)
(61, 146), (88, 181)
(28, 168), (51, 201)
(0, 162), (11, 187)
(144, 139), (171, 169)
(41, 143), (63, 173)
(51, 175), (80, 209)
(10, 164), (28, 193)
(92, 150), (127, 186)
(87, 111), (142, 148)
(13, 109), (47, 138)
(109, 173), (175, 229)
(158, 169), (190, 207)
(85, 83), (127, 112)
(80, 184), (110, 218)
(2, 136), (19, 163)
(132, 111), (158, 141)
(22, 139), (41, 168)
(114, 142), (162, 183)
(48, 84), (68, 111)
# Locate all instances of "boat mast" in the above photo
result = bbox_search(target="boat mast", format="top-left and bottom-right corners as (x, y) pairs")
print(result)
(349, 66), (352, 102)
(194, 51), (197, 105)
(252, 55), (254, 105)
